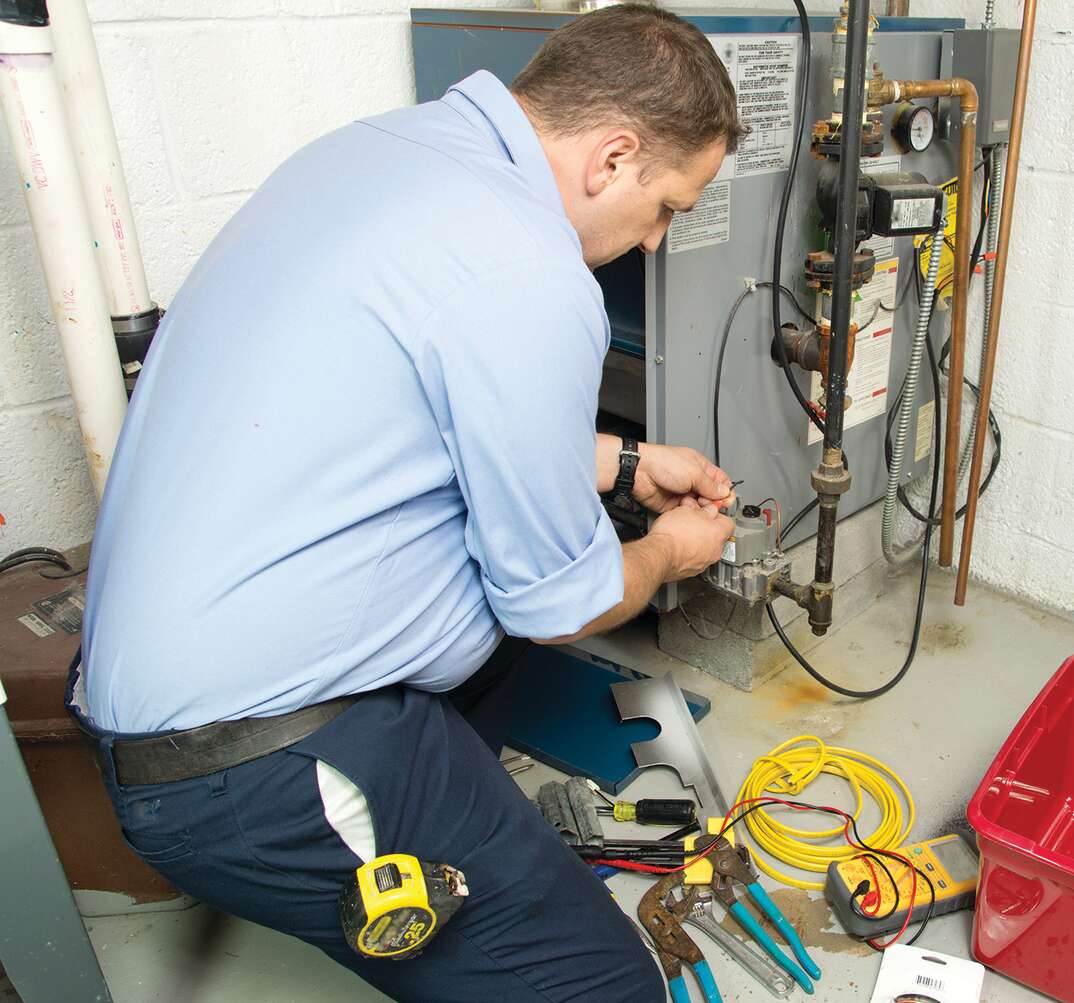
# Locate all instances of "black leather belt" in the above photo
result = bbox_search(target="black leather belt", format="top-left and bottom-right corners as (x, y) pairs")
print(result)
(105, 696), (358, 786)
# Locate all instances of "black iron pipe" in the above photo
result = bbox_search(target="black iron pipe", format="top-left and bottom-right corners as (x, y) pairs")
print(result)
(823, 1), (869, 450)
(805, 0), (869, 636)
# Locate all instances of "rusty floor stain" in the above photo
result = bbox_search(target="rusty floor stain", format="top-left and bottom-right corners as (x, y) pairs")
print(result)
(921, 621), (967, 653)
(716, 887), (874, 958)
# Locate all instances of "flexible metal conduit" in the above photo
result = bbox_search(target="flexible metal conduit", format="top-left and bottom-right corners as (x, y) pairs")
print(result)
(882, 207), (945, 566)
(867, 76), (978, 568)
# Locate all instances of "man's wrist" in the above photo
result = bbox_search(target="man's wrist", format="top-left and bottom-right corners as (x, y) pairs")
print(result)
(596, 433), (623, 493)
(637, 528), (677, 584)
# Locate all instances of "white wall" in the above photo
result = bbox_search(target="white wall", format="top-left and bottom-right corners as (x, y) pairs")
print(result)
(0, 1), (1070, 611)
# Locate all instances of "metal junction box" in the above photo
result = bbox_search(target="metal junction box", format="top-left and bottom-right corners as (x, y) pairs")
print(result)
(411, 8), (963, 610)
(941, 28), (1021, 146)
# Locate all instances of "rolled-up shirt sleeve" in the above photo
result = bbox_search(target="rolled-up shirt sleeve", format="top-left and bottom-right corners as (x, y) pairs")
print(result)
(412, 258), (625, 639)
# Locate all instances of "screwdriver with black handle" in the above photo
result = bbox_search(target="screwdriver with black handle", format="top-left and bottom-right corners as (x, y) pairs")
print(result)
(596, 798), (697, 826)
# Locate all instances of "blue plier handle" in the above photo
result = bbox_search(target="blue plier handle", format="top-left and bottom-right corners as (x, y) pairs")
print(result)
(747, 881), (822, 981)
(723, 892), (814, 994)
(710, 839), (821, 994)
(639, 873), (724, 1003)
(669, 959), (722, 1003)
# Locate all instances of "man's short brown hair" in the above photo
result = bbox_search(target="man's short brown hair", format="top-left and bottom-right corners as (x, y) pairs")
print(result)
(512, 4), (747, 165)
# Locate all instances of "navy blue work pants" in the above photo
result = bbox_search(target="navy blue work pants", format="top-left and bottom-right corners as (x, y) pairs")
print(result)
(78, 640), (665, 1002)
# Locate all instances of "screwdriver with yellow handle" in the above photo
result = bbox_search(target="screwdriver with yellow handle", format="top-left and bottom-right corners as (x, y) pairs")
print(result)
(585, 779), (697, 827)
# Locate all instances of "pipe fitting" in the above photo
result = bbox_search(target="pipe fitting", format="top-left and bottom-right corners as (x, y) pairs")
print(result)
(868, 76), (979, 113)
(111, 304), (160, 366)
(810, 461), (852, 497)
(773, 576), (811, 609)
(771, 323), (820, 372)
(807, 581), (835, 636)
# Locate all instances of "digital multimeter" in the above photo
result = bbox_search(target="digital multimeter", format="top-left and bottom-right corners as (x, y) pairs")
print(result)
(825, 834), (979, 938)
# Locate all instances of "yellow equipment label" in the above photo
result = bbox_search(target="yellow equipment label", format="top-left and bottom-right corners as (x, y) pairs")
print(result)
(915, 400), (935, 462)
(916, 175), (960, 302)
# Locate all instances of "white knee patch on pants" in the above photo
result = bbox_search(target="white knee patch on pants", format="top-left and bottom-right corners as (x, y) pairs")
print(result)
(316, 759), (376, 863)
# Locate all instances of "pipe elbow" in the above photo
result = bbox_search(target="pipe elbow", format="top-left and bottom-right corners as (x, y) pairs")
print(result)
(952, 77), (979, 112)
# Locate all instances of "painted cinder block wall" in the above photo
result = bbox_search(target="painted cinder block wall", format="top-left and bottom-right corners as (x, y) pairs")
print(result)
(0, 0), (1070, 611)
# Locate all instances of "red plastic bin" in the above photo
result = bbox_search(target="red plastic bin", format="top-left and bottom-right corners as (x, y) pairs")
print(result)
(968, 655), (1074, 1002)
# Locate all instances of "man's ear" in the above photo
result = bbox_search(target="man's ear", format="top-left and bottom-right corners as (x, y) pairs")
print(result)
(585, 128), (642, 196)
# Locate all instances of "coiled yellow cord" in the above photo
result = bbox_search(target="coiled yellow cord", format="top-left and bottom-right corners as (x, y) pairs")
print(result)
(732, 736), (915, 891)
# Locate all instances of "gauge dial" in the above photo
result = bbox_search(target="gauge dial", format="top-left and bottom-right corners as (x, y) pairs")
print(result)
(893, 103), (935, 154)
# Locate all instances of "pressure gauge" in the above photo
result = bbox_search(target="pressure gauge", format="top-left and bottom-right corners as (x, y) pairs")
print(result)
(893, 103), (935, 154)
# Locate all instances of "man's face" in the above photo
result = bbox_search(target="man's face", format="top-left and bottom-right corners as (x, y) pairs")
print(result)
(580, 138), (727, 269)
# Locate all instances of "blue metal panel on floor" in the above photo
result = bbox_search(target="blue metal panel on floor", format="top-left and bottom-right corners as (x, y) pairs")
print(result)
(506, 646), (709, 793)
(0, 702), (112, 1002)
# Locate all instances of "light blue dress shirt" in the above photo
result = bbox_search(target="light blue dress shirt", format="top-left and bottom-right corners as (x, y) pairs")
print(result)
(83, 71), (625, 732)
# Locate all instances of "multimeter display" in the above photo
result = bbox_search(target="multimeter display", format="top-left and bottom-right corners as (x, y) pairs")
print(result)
(825, 834), (980, 939)
(931, 835), (977, 883)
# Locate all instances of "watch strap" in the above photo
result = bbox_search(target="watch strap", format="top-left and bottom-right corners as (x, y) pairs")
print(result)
(614, 436), (641, 499)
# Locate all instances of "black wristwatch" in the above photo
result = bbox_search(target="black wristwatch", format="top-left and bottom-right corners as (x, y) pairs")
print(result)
(613, 437), (641, 502)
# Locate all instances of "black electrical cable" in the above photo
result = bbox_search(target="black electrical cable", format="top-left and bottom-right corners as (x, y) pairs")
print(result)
(602, 796), (937, 948)
(735, 799), (937, 947)
(770, 0), (825, 437)
(888, 378), (1001, 526)
(838, 812), (938, 947)
(766, 331), (942, 700)
(714, 281), (815, 467)
(904, 868), (937, 947)
(782, 497), (819, 539)
(713, 6), (992, 699)
(0, 547), (73, 578)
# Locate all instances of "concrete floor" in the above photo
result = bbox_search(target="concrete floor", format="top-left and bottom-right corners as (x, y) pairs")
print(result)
(11, 568), (1074, 1002)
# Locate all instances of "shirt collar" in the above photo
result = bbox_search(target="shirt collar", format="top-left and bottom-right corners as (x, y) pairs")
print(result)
(445, 70), (565, 218)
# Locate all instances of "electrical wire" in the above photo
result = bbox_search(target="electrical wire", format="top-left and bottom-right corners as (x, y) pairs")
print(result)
(710, 7), (998, 700)
(679, 598), (736, 641)
(757, 496), (782, 550)
(770, 0), (824, 437)
(782, 496), (818, 539)
(713, 281), (816, 467)
(595, 795), (929, 949)
(731, 736), (915, 891)
(765, 283), (944, 699)
(903, 867), (937, 948)
(851, 854), (900, 921)
(886, 148), (1001, 528)
(0, 547), (79, 578)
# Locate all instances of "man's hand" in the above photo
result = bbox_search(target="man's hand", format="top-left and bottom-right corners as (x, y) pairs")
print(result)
(633, 443), (735, 514)
(647, 504), (735, 582)
(536, 498), (736, 644)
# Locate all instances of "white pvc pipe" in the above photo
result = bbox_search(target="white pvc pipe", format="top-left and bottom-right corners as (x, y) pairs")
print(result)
(0, 22), (127, 499)
(48, 0), (153, 318)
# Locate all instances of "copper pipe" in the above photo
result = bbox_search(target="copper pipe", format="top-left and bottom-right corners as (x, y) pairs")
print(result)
(869, 77), (978, 565)
(956, 0), (1039, 605)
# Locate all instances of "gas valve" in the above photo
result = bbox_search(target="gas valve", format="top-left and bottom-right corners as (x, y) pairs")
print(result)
(703, 504), (793, 605)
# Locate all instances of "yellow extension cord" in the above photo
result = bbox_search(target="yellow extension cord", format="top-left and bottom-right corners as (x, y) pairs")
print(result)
(731, 736), (915, 891)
